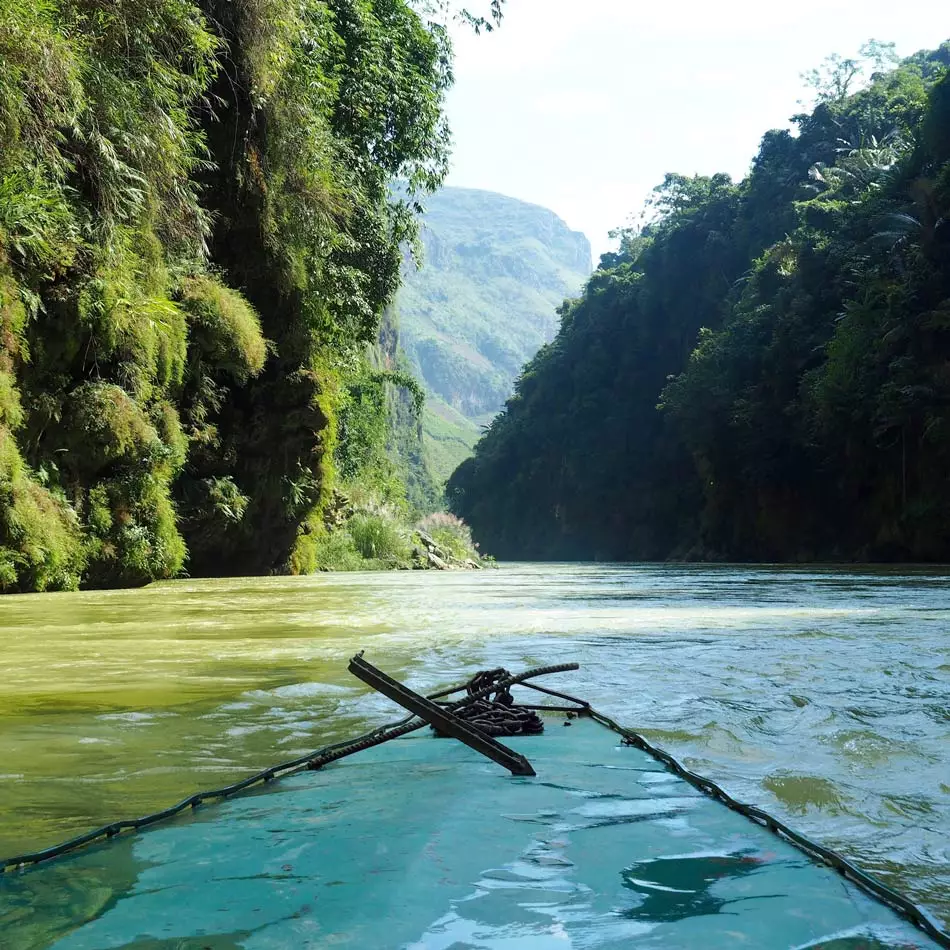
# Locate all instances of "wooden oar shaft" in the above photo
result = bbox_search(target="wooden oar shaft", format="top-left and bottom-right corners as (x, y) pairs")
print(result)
(348, 655), (537, 776)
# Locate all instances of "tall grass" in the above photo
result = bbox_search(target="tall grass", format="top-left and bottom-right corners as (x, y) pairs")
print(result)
(416, 511), (478, 561)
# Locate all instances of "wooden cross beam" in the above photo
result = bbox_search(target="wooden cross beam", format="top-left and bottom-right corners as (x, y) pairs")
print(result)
(348, 654), (537, 777)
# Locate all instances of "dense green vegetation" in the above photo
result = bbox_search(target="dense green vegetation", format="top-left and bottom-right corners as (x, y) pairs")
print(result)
(395, 187), (591, 482)
(0, 0), (501, 593)
(450, 44), (950, 562)
(422, 398), (482, 485)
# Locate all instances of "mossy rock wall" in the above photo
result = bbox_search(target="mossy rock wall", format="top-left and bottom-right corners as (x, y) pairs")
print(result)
(0, 0), (452, 592)
(0, 428), (84, 593)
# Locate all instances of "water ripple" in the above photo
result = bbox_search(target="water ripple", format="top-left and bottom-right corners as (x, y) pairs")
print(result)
(1, 563), (948, 930)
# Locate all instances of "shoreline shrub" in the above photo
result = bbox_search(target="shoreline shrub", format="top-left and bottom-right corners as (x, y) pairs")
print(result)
(416, 511), (478, 561)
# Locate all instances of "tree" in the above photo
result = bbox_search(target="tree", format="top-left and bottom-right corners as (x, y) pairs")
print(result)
(419, 0), (506, 31)
(801, 40), (900, 105)
(452, 42), (950, 564)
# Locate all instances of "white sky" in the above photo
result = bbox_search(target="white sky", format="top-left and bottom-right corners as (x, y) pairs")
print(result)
(445, 0), (950, 261)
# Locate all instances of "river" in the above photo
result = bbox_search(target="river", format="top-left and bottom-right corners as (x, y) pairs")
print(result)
(1, 564), (948, 931)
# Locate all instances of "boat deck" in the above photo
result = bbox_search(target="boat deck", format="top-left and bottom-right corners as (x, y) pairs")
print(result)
(1, 713), (939, 949)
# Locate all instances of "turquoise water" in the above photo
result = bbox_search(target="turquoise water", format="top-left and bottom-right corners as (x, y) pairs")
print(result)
(5, 717), (939, 949)
(1, 564), (948, 930)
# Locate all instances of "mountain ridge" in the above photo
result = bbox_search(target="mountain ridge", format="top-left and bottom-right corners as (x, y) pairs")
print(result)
(394, 186), (592, 482)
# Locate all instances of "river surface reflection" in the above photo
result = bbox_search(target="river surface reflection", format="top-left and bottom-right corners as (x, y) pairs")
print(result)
(1, 563), (948, 926)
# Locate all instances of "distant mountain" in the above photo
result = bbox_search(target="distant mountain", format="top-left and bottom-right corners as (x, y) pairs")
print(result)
(395, 187), (592, 481)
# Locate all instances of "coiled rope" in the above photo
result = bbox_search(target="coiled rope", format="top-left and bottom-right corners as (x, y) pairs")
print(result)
(446, 699), (544, 737)
(436, 667), (544, 737)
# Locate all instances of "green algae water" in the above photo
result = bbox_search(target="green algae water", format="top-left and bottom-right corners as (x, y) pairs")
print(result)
(2, 564), (949, 932)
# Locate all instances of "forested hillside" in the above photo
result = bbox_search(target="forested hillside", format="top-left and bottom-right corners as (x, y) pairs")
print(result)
(450, 44), (950, 562)
(395, 187), (591, 482)
(0, 0), (477, 593)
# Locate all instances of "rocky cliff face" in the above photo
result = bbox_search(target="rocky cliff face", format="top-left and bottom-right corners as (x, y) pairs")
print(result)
(396, 187), (592, 421)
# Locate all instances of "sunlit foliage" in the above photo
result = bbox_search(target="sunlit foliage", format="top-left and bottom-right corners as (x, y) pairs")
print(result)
(0, 0), (455, 590)
(450, 43), (950, 563)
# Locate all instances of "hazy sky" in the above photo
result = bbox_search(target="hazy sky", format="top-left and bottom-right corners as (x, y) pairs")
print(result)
(444, 0), (949, 261)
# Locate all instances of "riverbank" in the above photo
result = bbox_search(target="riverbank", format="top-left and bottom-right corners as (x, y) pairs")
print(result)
(309, 492), (488, 572)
